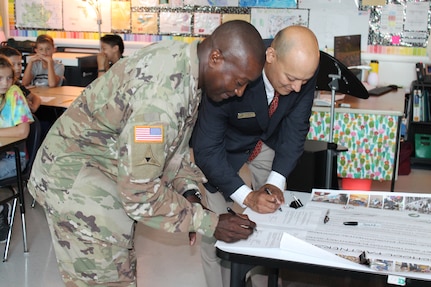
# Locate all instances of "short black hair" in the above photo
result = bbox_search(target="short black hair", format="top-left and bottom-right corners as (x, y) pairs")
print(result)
(100, 34), (124, 55)
(0, 46), (22, 57)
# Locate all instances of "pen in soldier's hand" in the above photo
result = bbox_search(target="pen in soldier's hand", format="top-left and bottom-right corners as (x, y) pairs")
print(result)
(265, 188), (283, 212)
(323, 209), (330, 224)
(226, 207), (257, 231)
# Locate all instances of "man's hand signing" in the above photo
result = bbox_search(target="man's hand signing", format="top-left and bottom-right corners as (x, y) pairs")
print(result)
(243, 184), (285, 213)
(214, 213), (256, 243)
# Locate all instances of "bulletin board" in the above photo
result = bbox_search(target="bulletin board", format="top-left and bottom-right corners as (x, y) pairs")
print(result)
(299, 0), (430, 55)
(362, 0), (431, 48)
(10, 0), (304, 38)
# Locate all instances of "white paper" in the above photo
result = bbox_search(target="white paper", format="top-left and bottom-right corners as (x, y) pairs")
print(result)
(159, 12), (191, 34)
(40, 96), (56, 103)
(217, 189), (431, 281)
(404, 2), (429, 32)
(380, 4), (404, 34)
(250, 8), (309, 39)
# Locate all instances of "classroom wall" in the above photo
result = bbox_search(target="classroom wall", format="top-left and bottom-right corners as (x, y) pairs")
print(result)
(3, 0), (431, 89)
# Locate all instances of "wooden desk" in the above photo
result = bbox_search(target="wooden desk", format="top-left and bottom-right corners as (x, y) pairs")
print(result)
(30, 86), (84, 108)
(308, 89), (405, 186)
(0, 137), (26, 152)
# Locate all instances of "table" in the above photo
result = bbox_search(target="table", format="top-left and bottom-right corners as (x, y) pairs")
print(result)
(30, 86), (84, 108)
(217, 249), (431, 287)
(30, 86), (84, 136)
(0, 136), (28, 260)
(309, 89), (405, 188)
(216, 190), (431, 287)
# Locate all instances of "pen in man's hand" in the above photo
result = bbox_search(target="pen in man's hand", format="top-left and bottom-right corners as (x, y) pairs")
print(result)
(226, 207), (257, 231)
(265, 188), (283, 212)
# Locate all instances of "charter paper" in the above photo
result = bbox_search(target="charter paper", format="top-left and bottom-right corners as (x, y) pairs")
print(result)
(217, 189), (431, 280)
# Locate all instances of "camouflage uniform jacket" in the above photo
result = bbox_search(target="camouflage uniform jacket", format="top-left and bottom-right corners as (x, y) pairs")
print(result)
(28, 40), (218, 247)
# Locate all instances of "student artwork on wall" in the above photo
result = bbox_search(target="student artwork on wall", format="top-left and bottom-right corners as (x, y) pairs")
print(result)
(112, 0), (131, 31)
(132, 12), (158, 34)
(10, 0), (307, 40)
(193, 13), (221, 35)
(366, 0), (430, 48)
(239, 0), (297, 8)
(184, 0), (239, 6)
(251, 8), (308, 39)
(132, 0), (158, 6)
(15, 0), (63, 29)
(222, 13), (251, 23)
(159, 12), (192, 34)
(63, 0), (112, 32)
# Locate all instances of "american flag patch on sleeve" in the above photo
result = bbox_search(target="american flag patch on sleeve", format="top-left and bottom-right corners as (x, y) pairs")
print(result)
(134, 126), (163, 143)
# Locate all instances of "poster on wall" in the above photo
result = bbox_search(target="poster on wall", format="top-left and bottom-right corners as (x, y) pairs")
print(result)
(251, 8), (308, 39)
(222, 13), (251, 23)
(15, 0), (63, 29)
(240, 0), (297, 8)
(404, 1), (429, 32)
(159, 12), (191, 34)
(379, 3), (403, 34)
(131, 0), (159, 6)
(183, 0), (239, 6)
(112, 0), (131, 31)
(63, 0), (112, 33)
(132, 12), (158, 34)
(193, 13), (221, 35)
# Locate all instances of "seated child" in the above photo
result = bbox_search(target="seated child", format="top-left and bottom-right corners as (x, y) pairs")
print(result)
(21, 34), (64, 87)
(0, 55), (34, 242)
(97, 34), (124, 77)
(0, 46), (41, 112)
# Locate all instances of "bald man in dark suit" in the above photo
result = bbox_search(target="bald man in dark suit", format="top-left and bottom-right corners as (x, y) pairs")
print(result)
(191, 26), (320, 287)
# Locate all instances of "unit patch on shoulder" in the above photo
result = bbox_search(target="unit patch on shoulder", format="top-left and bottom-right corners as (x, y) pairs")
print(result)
(134, 126), (163, 143)
(135, 145), (162, 167)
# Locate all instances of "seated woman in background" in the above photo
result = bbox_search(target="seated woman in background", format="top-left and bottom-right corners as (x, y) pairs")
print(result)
(97, 34), (124, 77)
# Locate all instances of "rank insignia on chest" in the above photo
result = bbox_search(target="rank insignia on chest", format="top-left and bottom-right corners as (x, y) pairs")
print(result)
(134, 126), (163, 143)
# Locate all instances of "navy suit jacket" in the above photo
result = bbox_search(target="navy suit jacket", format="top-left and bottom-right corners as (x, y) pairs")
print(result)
(192, 68), (318, 198)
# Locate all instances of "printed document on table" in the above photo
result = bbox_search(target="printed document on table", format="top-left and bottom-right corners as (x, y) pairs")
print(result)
(217, 189), (431, 280)
(301, 189), (431, 279)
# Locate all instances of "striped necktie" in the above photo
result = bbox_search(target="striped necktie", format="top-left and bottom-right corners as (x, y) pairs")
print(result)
(248, 91), (279, 162)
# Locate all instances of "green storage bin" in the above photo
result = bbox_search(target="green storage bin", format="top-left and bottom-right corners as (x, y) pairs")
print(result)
(415, 134), (431, 159)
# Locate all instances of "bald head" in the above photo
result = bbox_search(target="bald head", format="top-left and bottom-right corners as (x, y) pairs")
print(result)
(272, 26), (320, 77)
(264, 26), (319, 95)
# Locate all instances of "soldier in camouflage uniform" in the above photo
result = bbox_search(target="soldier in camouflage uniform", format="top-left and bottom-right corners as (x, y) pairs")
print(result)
(28, 20), (266, 287)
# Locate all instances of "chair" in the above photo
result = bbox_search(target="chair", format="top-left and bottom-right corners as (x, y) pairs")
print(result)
(0, 115), (42, 261)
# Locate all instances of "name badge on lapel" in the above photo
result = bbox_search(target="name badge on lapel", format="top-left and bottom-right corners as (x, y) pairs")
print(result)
(237, 112), (256, 119)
